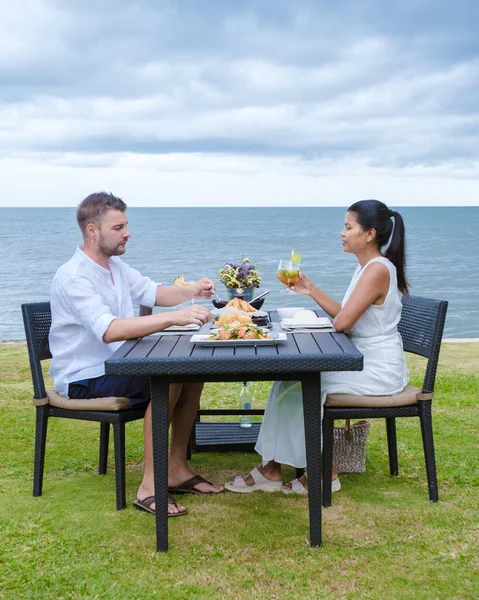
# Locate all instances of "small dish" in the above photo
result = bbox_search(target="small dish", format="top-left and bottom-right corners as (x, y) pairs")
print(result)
(276, 307), (306, 319)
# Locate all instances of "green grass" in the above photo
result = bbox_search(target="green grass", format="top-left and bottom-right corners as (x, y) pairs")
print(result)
(0, 342), (478, 599)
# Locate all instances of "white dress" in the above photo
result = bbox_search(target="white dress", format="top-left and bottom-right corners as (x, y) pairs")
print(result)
(255, 256), (409, 468)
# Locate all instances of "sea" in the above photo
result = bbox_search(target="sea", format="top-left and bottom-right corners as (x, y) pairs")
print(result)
(0, 207), (478, 340)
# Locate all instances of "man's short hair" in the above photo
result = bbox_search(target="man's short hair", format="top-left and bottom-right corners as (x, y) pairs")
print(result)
(76, 192), (127, 234)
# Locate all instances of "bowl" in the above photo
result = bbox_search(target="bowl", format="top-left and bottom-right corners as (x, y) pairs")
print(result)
(212, 297), (266, 310)
(291, 309), (318, 323)
(277, 307), (306, 320)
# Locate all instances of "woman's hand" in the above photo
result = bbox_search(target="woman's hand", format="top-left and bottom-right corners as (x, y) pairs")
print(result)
(289, 273), (314, 295)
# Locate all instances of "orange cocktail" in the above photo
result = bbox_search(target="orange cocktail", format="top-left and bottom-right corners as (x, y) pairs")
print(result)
(277, 259), (301, 287)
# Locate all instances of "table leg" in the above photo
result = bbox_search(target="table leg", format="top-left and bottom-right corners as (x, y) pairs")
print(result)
(150, 377), (170, 552)
(302, 375), (322, 547)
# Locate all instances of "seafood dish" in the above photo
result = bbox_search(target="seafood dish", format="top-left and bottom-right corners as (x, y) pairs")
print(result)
(209, 323), (270, 341)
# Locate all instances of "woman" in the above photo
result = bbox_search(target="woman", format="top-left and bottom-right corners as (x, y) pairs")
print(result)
(226, 199), (410, 494)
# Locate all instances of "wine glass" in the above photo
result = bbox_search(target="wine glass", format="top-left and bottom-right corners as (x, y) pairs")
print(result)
(277, 259), (301, 294)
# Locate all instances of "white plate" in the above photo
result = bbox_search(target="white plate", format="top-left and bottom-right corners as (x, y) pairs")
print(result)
(281, 317), (333, 329)
(190, 333), (287, 346)
(164, 323), (201, 332)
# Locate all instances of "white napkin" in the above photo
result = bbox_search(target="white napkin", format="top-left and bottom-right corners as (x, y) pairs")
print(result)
(281, 316), (333, 328)
(164, 323), (201, 331)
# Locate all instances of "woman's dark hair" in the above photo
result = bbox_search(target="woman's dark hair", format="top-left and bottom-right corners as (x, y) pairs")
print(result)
(347, 199), (409, 295)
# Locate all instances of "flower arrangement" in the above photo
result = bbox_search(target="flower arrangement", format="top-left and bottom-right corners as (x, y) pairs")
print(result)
(218, 258), (262, 289)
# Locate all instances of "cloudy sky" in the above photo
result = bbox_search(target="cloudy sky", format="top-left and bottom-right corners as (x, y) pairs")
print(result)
(1, 0), (478, 207)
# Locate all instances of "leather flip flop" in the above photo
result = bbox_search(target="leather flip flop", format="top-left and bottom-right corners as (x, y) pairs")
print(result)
(133, 494), (188, 517)
(168, 474), (224, 495)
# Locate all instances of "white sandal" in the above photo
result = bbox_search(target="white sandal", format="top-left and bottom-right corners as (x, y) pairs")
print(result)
(225, 467), (283, 493)
(282, 478), (308, 495)
(282, 476), (341, 495)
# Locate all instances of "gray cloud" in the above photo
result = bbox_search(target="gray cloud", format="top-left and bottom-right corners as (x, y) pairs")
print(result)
(0, 0), (478, 169)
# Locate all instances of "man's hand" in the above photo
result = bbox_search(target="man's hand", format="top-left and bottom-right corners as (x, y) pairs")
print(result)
(170, 305), (211, 327)
(191, 278), (215, 300)
(104, 305), (212, 342)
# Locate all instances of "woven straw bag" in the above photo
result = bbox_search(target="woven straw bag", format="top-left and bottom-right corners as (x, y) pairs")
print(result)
(333, 419), (371, 473)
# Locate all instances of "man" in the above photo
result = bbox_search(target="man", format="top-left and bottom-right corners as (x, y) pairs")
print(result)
(49, 191), (223, 517)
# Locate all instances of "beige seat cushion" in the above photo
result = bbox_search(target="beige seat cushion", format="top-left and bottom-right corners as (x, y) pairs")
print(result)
(325, 384), (433, 408)
(39, 389), (132, 411)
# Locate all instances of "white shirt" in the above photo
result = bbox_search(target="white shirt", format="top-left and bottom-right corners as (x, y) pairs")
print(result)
(49, 247), (159, 396)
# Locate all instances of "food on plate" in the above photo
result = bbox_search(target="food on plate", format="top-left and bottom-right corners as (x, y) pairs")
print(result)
(224, 298), (256, 313)
(216, 310), (252, 327)
(209, 323), (270, 341)
(173, 275), (192, 287)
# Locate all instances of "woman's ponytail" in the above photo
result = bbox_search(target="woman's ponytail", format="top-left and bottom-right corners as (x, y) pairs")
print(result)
(385, 210), (409, 296)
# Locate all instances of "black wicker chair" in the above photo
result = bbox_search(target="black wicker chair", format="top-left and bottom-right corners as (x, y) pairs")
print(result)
(21, 302), (147, 510)
(322, 295), (448, 507)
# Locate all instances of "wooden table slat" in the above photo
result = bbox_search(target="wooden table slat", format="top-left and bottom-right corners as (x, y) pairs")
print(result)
(190, 344), (215, 358)
(212, 345), (235, 357)
(115, 338), (141, 358)
(312, 332), (343, 354)
(276, 332), (300, 356)
(126, 335), (161, 358)
(148, 335), (180, 358)
(331, 332), (362, 355)
(293, 333), (325, 355)
(234, 345), (256, 358)
(168, 334), (195, 358)
(256, 344), (278, 356)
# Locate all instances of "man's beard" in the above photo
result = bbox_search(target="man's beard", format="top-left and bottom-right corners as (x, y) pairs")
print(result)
(98, 235), (126, 257)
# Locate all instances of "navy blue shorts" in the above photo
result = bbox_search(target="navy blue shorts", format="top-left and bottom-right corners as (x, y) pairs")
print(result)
(68, 375), (150, 408)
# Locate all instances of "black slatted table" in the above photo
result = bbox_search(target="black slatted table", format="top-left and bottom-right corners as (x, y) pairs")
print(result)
(105, 316), (363, 551)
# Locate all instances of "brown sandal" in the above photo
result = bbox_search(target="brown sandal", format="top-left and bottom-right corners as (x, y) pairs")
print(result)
(133, 494), (188, 517)
(168, 474), (224, 495)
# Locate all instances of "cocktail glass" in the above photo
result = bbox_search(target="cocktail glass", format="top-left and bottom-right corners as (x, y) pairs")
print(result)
(277, 259), (300, 294)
